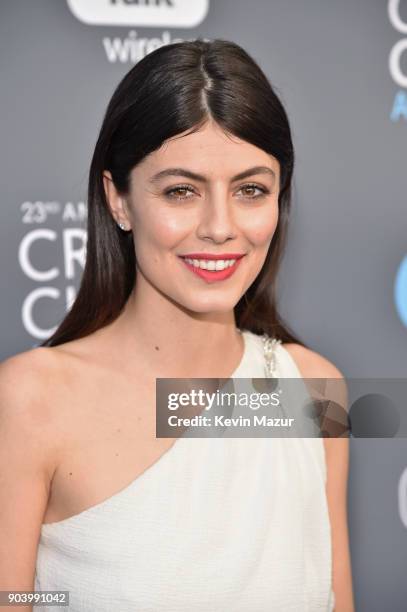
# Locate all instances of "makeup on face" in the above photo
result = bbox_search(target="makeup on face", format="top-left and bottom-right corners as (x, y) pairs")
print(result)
(125, 122), (280, 309)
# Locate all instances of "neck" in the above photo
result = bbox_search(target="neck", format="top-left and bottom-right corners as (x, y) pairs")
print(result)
(102, 281), (244, 378)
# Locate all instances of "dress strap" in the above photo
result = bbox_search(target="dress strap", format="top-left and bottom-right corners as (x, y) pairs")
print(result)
(261, 334), (282, 378)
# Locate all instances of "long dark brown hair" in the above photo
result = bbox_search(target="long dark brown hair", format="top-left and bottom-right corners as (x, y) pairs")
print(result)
(40, 38), (306, 348)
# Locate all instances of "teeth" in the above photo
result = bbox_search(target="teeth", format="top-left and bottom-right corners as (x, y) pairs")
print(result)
(184, 258), (237, 271)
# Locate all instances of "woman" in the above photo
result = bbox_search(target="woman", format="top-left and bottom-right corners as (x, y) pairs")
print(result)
(0, 39), (354, 611)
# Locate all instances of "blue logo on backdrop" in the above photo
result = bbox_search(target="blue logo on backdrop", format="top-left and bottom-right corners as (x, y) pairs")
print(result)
(395, 255), (407, 326)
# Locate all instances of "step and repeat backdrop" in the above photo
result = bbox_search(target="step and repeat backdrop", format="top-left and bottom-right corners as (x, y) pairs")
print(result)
(1, 1), (406, 609)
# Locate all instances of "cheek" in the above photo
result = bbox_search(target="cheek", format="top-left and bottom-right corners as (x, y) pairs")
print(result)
(133, 208), (191, 250)
(244, 208), (279, 245)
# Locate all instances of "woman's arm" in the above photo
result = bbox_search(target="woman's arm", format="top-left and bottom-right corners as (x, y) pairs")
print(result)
(0, 350), (57, 612)
(284, 343), (355, 612)
(324, 432), (354, 611)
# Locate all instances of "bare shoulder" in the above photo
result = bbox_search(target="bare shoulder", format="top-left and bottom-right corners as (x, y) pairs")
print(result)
(0, 345), (64, 403)
(0, 346), (69, 467)
(0, 346), (59, 413)
(282, 342), (349, 440)
(0, 333), (98, 409)
(282, 342), (344, 378)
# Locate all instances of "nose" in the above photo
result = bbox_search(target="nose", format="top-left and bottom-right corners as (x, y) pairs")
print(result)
(196, 189), (237, 243)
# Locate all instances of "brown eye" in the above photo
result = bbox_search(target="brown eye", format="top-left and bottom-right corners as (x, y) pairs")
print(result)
(165, 185), (196, 200)
(238, 183), (269, 199)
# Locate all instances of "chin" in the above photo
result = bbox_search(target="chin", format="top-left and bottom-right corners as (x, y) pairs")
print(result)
(180, 298), (240, 314)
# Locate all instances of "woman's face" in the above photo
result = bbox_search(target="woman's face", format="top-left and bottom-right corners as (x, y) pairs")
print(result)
(106, 120), (280, 314)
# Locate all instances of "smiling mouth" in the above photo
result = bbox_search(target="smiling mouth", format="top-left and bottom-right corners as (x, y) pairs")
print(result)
(178, 253), (245, 270)
(180, 257), (237, 271)
(178, 254), (245, 283)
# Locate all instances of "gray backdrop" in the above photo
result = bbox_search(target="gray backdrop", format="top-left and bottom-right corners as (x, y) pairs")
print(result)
(1, 1), (406, 609)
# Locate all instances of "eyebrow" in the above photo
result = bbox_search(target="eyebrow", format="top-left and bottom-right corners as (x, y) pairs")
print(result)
(148, 166), (276, 185)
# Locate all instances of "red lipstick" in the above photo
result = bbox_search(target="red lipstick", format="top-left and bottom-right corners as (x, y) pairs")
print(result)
(179, 253), (245, 260)
(178, 253), (245, 283)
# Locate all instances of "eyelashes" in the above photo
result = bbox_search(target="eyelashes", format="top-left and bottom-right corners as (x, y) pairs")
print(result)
(164, 183), (271, 201)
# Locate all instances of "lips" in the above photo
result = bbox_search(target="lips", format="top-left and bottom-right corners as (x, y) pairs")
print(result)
(178, 253), (245, 283)
(178, 253), (245, 260)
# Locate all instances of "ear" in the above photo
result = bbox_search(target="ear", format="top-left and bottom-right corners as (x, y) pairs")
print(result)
(102, 170), (131, 230)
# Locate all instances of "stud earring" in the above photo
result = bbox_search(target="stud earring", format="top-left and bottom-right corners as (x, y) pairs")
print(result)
(117, 221), (127, 230)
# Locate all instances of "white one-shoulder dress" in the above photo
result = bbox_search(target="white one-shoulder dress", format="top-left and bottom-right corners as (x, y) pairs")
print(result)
(34, 329), (335, 611)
